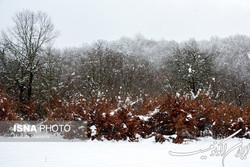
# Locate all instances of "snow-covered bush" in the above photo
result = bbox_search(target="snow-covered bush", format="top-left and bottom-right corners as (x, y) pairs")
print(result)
(0, 89), (249, 143)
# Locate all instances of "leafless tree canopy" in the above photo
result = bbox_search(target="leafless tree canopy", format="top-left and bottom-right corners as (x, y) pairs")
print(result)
(0, 10), (58, 107)
(0, 10), (249, 112)
(2, 10), (57, 57)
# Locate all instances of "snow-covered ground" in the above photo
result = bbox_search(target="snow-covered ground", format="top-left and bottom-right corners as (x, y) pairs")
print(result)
(0, 137), (249, 167)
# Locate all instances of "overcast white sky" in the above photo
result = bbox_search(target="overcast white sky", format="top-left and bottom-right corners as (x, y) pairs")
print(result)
(1, 0), (250, 48)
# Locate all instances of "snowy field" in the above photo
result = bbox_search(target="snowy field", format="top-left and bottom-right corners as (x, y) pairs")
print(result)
(0, 137), (249, 167)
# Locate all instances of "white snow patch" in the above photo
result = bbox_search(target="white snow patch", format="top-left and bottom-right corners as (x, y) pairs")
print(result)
(151, 108), (160, 115)
(90, 125), (97, 135)
(187, 114), (192, 119)
(138, 115), (150, 121)
(238, 117), (244, 122)
(102, 113), (106, 117)
(188, 66), (192, 73)
(123, 124), (127, 129)
(0, 137), (249, 167)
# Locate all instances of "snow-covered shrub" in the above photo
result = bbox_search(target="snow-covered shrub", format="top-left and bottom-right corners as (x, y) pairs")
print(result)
(148, 94), (199, 143)
(0, 90), (16, 121)
(1, 89), (249, 143)
(209, 103), (249, 139)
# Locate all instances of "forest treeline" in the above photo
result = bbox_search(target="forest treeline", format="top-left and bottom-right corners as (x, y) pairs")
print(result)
(0, 10), (249, 112)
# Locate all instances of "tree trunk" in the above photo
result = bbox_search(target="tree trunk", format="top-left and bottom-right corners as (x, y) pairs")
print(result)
(27, 72), (33, 102)
(19, 84), (24, 103)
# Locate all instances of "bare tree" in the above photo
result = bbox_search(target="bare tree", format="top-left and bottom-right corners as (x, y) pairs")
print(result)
(166, 39), (214, 95)
(1, 10), (58, 105)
